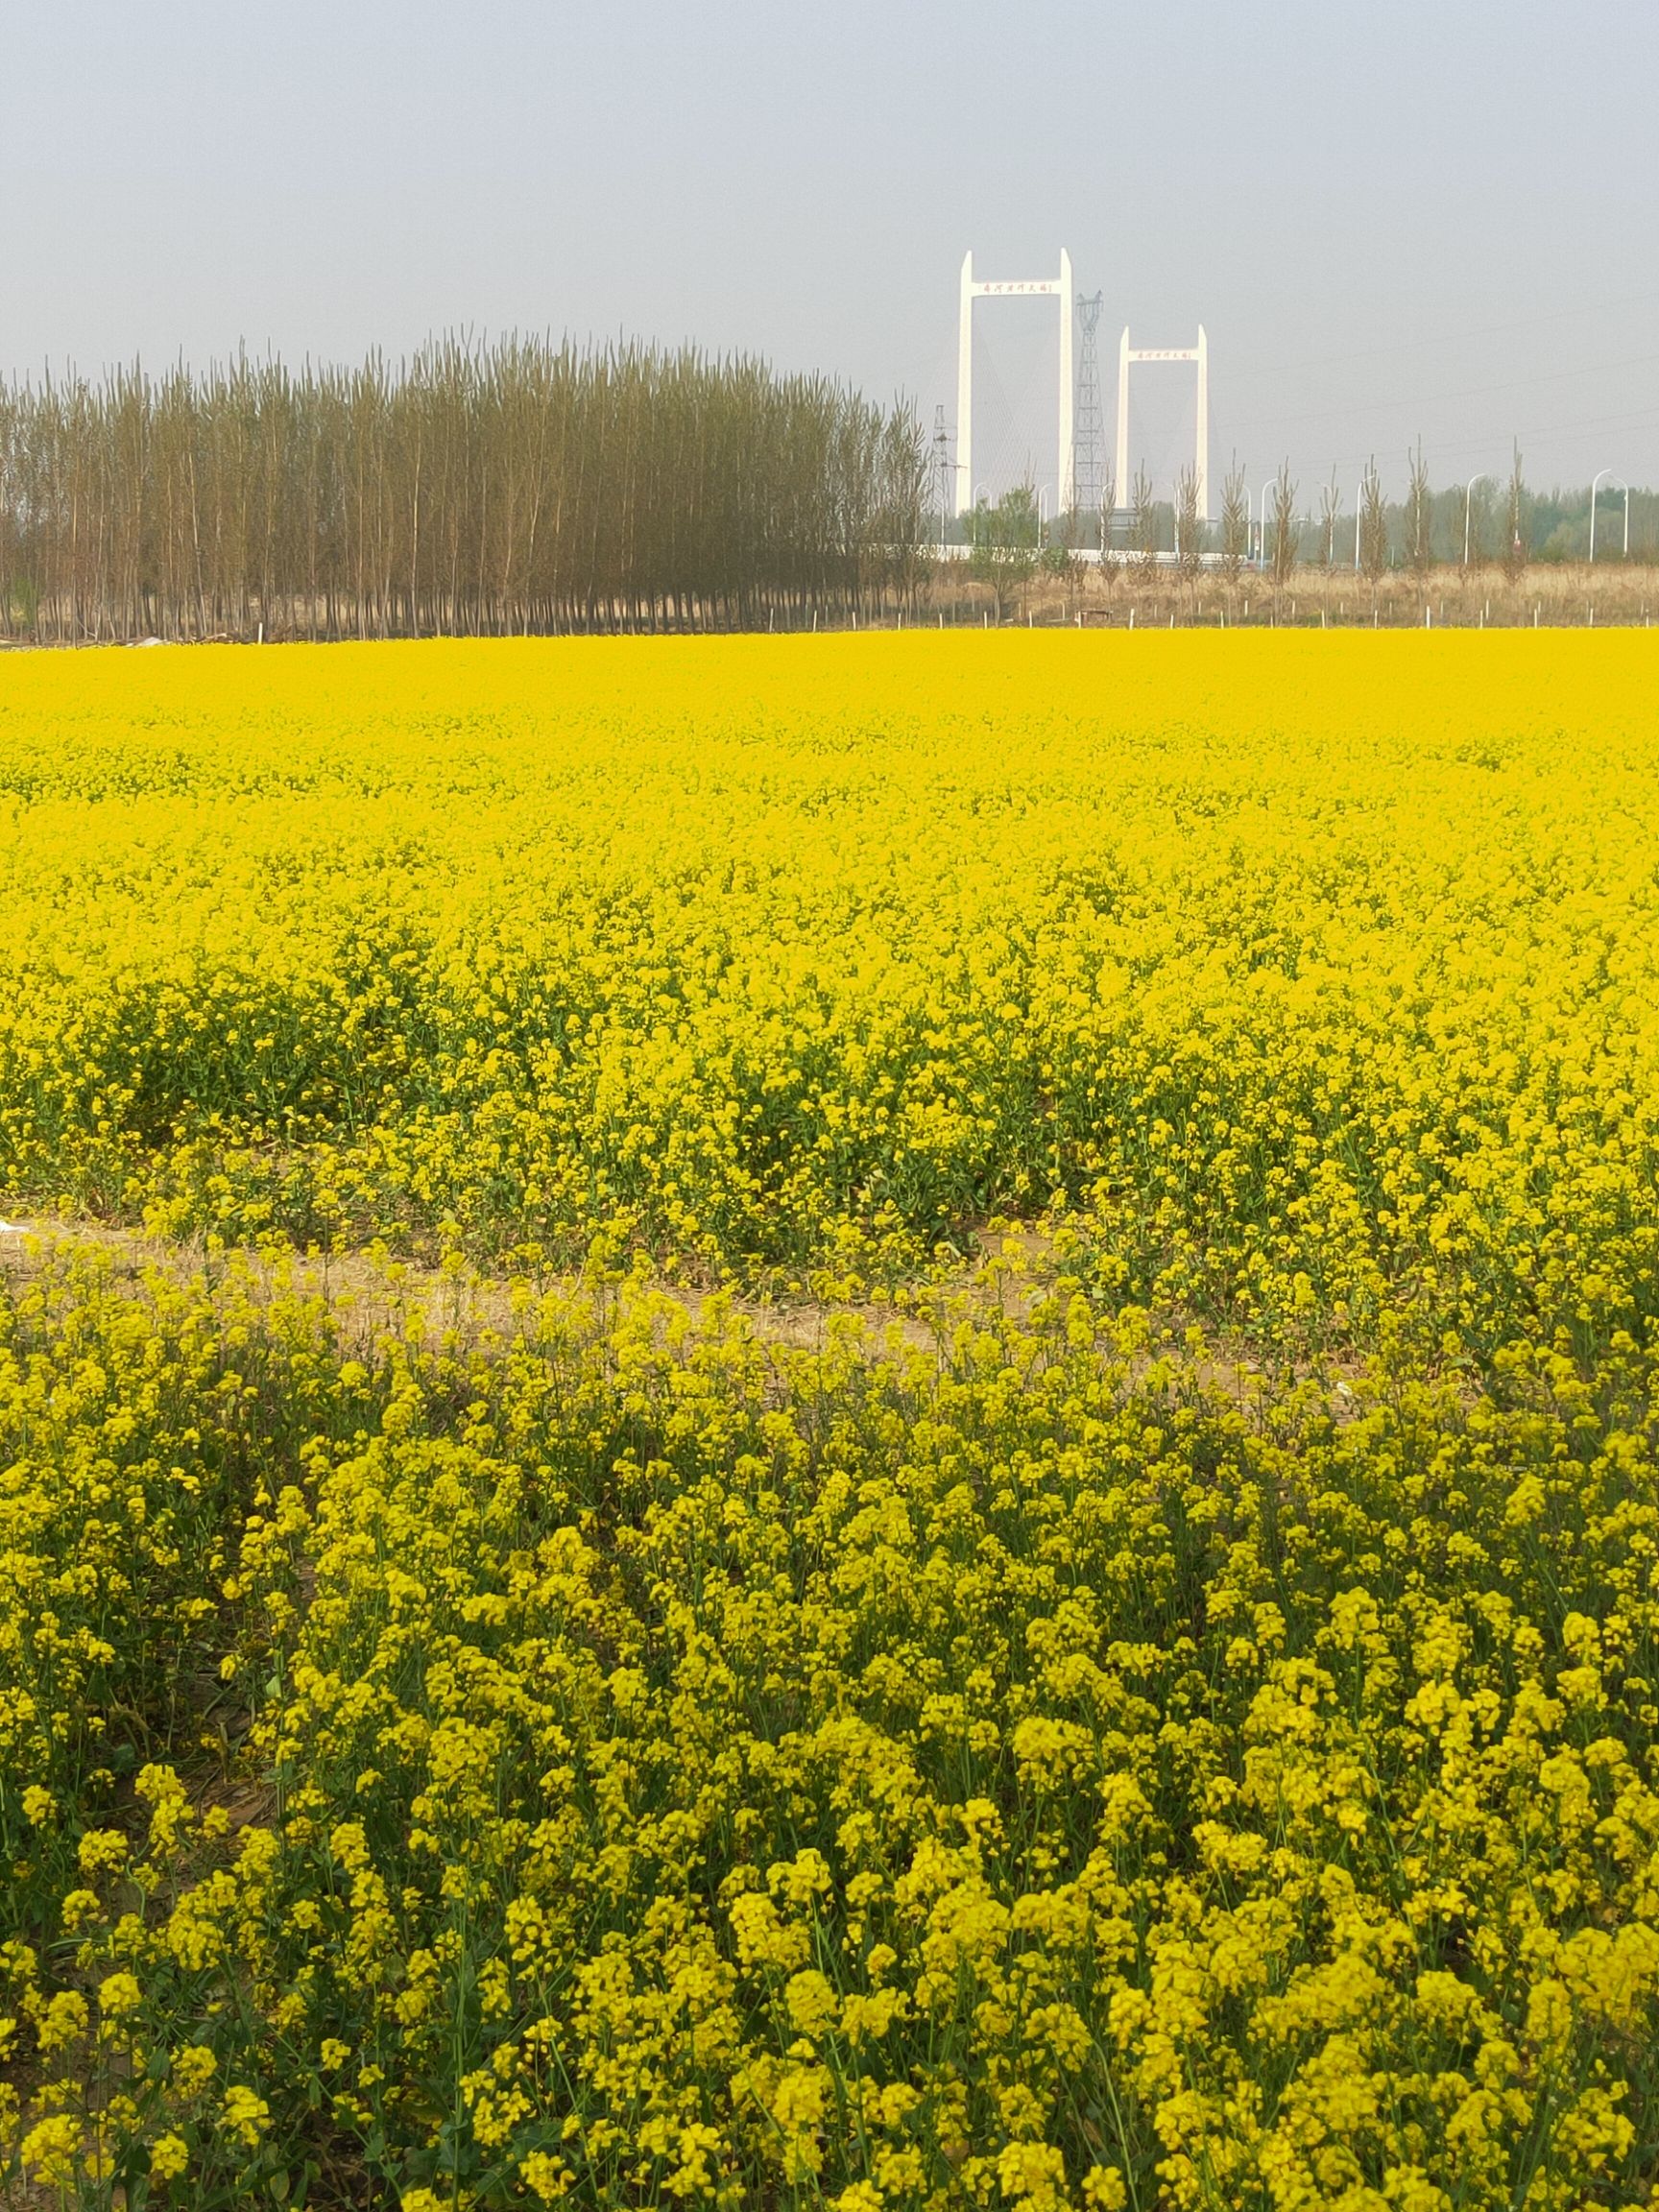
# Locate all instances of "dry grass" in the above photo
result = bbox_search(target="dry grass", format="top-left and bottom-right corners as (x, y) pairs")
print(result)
(0, 1210), (1376, 1431)
(916, 557), (1659, 630)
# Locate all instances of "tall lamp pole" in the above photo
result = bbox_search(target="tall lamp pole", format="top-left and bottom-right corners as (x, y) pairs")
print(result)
(1590, 469), (1627, 563)
(1463, 475), (1492, 567)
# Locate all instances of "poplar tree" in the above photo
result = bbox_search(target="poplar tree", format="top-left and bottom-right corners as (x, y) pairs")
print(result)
(0, 337), (928, 642)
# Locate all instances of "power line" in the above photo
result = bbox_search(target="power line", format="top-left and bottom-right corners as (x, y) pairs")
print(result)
(1218, 347), (1659, 442)
(1212, 397), (1659, 489)
(1240, 285), (1659, 383)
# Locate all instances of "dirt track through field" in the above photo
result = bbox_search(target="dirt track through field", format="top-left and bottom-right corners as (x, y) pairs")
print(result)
(0, 1210), (971, 1358)
(0, 1210), (1372, 1426)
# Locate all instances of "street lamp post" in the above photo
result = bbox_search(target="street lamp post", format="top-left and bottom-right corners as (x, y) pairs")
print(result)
(964, 485), (990, 564)
(1463, 475), (1492, 567)
(1590, 469), (1628, 563)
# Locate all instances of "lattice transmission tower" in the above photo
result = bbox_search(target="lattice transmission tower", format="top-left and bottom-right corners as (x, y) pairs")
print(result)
(932, 403), (952, 547)
(1072, 291), (1106, 525)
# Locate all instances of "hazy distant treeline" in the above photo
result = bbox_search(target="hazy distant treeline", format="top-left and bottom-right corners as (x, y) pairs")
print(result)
(0, 337), (930, 642)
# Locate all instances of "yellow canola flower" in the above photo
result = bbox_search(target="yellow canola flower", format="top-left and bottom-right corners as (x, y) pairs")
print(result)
(221, 2083), (271, 2150)
(0, 630), (1650, 1353)
(149, 2131), (189, 2181)
(1, 637), (1658, 2211)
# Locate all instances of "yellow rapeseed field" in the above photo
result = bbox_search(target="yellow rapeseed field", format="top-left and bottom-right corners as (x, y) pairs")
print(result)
(3, 635), (1659, 2209)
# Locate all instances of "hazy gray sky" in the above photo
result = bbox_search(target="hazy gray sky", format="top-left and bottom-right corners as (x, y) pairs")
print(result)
(5, 2), (1657, 498)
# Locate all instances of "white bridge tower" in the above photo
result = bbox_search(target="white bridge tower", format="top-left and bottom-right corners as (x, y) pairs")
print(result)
(1114, 327), (1210, 521)
(955, 250), (1074, 518)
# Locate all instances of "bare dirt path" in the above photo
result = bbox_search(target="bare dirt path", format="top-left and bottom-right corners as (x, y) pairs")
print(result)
(0, 1208), (966, 1358)
(0, 1208), (1376, 1426)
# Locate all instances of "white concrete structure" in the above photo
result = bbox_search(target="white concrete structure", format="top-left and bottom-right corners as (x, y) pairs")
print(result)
(955, 250), (1073, 518)
(1114, 326), (1209, 520)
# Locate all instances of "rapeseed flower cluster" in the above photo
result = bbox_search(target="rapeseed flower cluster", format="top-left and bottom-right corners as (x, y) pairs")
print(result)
(0, 634), (1656, 1356)
(2, 1247), (1657, 2205)
(2, 634), (1658, 2204)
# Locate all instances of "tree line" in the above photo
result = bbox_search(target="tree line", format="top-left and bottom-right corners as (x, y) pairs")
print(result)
(1206, 446), (1658, 583)
(1244, 448), (1653, 574)
(0, 337), (930, 643)
(958, 445), (1657, 582)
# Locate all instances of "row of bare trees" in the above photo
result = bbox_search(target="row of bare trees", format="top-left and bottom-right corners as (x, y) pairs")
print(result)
(1096, 441), (1550, 590)
(1210, 443), (1530, 587)
(0, 337), (930, 642)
